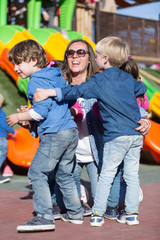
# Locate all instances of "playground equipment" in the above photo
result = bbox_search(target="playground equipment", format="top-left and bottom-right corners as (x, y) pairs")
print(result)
(0, 0), (160, 167)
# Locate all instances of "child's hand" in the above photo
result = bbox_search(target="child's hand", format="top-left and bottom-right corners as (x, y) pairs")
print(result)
(138, 76), (144, 83)
(17, 105), (30, 128)
(6, 113), (20, 127)
(34, 88), (53, 102)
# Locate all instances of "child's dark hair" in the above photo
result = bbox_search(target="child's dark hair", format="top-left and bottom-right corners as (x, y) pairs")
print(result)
(121, 57), (145, 104)
(47, 60), (68, 79)
(8, 39), (47, 68)
(121, 57), (139, 80)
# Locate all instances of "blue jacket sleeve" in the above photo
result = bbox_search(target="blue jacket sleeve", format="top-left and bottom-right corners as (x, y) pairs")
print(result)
(134, 80), (147, 97)
(27, 79), (53, 118)
(55, 76), (98, 101)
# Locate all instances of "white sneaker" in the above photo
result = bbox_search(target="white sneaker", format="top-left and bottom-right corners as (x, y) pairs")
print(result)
(139, 186), (143, 203)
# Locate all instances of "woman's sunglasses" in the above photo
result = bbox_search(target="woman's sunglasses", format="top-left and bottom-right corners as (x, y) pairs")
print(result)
(65, 49), (89, 58)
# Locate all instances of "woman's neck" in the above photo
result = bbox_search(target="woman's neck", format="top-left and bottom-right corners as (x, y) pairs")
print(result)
(71, 71), (87, 85)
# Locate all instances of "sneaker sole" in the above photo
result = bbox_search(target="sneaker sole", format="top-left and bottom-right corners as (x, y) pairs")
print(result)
(83, 211), (92, 217)
(61, 216), (83, 224)
(104, 214), (117, 220)
(17, 225), (55, 232)
(0, 178), (10, 184)
(3, 174), (13, 177)
(117, 218), (139, 225)
(54, 214), (61, 220)
(90, 219), (104, 227)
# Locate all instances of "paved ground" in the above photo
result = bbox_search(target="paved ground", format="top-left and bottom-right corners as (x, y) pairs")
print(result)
(0, 152), (160, 240)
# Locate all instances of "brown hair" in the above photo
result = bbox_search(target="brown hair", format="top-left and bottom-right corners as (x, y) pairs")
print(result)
(121, 57), (144, 103)
(8, 39), (47, 68)
(47, 60), (68, 79)
(63, 39), (99, 83)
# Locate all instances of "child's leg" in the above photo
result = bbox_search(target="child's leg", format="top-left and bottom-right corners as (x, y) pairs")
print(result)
(28, 136), (60, 221)
(0, 138), (8, 169)
(86, 161), (99, 200)
(123, 135), (143, 213)
(55, 128), (83, 219)
(107, 162), (124, 209)
(73, 161), (83, 199)
(92, 137), (128, 216)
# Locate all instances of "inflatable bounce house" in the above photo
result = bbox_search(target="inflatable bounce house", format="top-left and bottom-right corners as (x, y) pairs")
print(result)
(0, 0), (160, 168)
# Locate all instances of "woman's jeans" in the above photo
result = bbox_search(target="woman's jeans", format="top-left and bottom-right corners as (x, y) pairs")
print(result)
(0, 138), (8, 169)
(92, 135), (143, 215)
(28, 128), (83, 221)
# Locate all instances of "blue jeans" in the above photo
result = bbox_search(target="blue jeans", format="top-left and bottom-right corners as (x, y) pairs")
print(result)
(107, 162), (125, 208)
(0, 138), (8, 169)
(28, 128), (83, 221)
(92, 135), (143, 215)
(74, 161), (99, 200)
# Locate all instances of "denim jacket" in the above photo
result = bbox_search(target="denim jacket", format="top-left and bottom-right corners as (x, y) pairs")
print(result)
(84, 99), (104, 172)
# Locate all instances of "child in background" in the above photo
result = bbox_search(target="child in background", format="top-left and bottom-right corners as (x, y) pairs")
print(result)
(0, 94), (15, 184)
(121, 57), (149, 113)
(7, 39), (83, 233)
(40, 36), (147, 227)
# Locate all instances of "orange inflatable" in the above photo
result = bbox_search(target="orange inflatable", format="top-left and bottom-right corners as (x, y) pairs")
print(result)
(7, 127), (39, 168)
(143, 119), (160, 163)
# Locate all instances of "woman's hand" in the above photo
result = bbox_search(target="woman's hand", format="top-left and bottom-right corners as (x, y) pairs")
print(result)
(135, 119), (150, 136)
(34, 88), (53, 102)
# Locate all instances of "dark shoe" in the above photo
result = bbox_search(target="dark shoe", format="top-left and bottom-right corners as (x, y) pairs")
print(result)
(17, 216), (55, 232)
(104, 207), (118, 220)
(0, 174), (10, 184)
(81, 200), (92, 216)
(117, 211), (139, 225)
(61, 213), (83, 224)
(52, 203), (61, 220)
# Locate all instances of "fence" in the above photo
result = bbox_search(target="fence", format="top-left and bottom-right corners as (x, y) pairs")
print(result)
(75, 2), (160, 64)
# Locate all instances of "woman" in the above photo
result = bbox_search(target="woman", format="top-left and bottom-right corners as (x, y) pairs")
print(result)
(34, 39), (149, 219)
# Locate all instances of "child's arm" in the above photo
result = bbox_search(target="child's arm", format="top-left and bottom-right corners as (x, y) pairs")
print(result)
(6, 111), (33, 127)
(16, 106), (33, 129)
(135, 80), (147, 97)
(34, 88), (54, 102)
(70, 101), (84, 123)
(141, 93), (149, 110)
(92, 101), (102, 121)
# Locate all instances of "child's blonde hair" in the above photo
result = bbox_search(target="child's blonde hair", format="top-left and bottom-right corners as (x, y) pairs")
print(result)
(8, 39), (47, 68)
(95, 36), (130, 67)
(0, 94), (4, 107)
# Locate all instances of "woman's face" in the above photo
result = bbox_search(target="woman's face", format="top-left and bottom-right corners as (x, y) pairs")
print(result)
(67, 42), (90, 77)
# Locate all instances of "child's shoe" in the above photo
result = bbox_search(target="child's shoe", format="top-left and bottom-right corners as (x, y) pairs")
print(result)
(90, 212), (104, 227)
(81, 200), (92, 216)
(139, 186), (143, 203)
(52, 203), (61, 220)
(104, 207), (118, 220)
(61, 213), (83, 224)
(117, 211), (139, 225)
(0, 173), (10, 184)
(17, 216), (55, 232)
(3, 165), (13, 177)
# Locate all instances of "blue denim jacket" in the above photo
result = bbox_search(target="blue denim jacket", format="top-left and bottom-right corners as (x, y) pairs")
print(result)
(84, 99), (104, 172)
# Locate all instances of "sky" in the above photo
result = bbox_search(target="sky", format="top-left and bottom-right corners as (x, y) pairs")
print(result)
(117, 2), (160, 21)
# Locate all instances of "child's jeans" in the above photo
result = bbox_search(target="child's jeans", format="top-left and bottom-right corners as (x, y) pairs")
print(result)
(28, 128), (83, 221)
(0, 138), (8, 169)
(92, 135), (143, 215)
